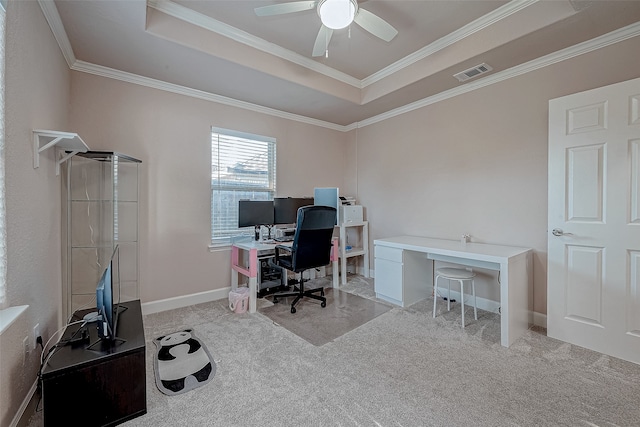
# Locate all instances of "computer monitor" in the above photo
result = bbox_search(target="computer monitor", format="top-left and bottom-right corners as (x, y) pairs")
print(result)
(314, 187), (339, 225)
(92, 245), (126, 347)
(274, 197), (314, 224)
(238, 200), (274, 228)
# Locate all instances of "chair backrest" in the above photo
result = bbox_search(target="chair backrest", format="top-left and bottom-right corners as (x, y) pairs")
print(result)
(290, 205), (337, 272)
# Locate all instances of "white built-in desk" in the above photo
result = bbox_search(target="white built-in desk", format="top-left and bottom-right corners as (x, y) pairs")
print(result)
(374, 236), (533, 347)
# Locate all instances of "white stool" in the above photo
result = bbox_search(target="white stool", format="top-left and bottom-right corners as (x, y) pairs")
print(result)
(433, 267), (477, 328)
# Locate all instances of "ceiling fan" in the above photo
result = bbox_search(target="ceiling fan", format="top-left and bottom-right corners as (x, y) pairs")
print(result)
(254, 0), (398, 57)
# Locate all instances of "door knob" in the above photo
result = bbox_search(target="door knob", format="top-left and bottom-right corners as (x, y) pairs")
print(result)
(552, 228), (573, 236)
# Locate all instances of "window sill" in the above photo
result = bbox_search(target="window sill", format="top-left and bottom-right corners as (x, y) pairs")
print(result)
(0, 305), (28, 336)
(209, 233), (255, 251)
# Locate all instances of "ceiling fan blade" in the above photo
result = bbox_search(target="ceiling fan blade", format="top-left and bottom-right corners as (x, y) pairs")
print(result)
(353, 8), (398, 42)
(312, 25), (333, 57)
(254, 1), (317, 17)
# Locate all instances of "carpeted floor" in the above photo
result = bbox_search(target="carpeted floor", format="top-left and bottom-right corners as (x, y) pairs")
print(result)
(22, 275), (640, 426)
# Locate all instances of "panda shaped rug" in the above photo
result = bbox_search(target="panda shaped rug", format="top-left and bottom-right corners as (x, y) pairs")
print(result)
(154, 329), (216, 396)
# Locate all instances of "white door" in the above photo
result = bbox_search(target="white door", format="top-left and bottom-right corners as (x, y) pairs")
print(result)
(548, 77), (640, 364)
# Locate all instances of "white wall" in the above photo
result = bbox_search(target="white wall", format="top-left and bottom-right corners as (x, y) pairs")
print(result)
(67, 34), (640, 316)
(349, 36), (640, 316)
(68, 72), (348, 304)
(3, 4), (640, 424)
(1, 2), (71, 425)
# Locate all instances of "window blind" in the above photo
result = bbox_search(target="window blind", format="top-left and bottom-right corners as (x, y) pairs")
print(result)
(211, 128), (276, 246)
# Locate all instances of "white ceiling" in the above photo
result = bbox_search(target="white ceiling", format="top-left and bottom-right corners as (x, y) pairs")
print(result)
(49, 0), (640, 127)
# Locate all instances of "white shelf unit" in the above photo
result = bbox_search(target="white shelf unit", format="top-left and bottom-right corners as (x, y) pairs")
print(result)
(337, 221), (369, 285)
(33, 129), (89, 175)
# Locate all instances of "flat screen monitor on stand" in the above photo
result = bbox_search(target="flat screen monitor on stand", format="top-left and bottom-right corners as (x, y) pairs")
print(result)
(86, 245), (127, 350)
(238, 200), (275, 240)
(314, 187), (339, 225)
(274, 197), (314, 225)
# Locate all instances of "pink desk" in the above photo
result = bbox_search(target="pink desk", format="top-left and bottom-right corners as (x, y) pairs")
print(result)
(231, 237), (339, 313)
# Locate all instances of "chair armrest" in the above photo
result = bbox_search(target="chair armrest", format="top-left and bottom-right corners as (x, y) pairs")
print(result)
(275, 244), (292, 252)
(273, 244), (292, 264)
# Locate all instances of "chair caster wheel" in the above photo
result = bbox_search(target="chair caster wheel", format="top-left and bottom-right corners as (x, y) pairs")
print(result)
(291, 306), (296, 314)
(273, 298), (279, 304)
(321, 301), (326, 308)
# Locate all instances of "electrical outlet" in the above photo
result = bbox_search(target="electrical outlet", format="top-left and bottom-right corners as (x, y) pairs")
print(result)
(23, 336), (29, 365)
(33, 323), (40, 350)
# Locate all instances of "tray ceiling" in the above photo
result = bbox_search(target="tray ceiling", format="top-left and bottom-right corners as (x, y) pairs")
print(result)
(49, 0), (640, 128)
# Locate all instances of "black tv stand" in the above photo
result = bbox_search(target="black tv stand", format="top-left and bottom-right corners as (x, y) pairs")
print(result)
(86, 335), (126, 351)
(41, 300), (146, 427)
(86, 305), (129, 351)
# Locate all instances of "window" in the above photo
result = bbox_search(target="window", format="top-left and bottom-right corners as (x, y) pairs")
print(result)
(0, 1), (7, 307)
(211, 127), (276, 246)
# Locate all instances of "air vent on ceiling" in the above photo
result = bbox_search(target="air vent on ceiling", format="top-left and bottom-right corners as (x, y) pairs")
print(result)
(453, 63), (493, 82)
(568, 0), (596, 12)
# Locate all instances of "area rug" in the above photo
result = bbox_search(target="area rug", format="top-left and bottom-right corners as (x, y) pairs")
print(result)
(153, 328), (216, 396)
(259, 288), (391, 346)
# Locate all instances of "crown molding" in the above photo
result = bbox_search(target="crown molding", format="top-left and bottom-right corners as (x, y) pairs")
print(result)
(150, 0), (543, 91)
(41, 0), (640, 133)
(147, 0), (361, 88)
(37, 0), (76, 68)
(70, 60), (348, 132)
(69, 20), (640, 133)
(361, 0), (538, 87)
(356, 21), (640, 128)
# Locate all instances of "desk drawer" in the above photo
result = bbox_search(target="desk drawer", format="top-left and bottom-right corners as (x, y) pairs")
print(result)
(374, 258), (403, 302)
(375, 245), (403, 263)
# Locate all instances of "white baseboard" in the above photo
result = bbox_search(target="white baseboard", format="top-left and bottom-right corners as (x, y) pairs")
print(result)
(139, 281), (549, 328)
(532, 311), (547, 329)
(11, 282), (546, 427)
(371, 269), (547, 328)
(437, 289), (501, 313)
(419, 288), (548, 328)
(141, 287), (230, 315)
(10, 379), (38, 427)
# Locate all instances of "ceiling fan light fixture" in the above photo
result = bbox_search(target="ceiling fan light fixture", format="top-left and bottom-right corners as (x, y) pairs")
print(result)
(318, 0), (357, 30)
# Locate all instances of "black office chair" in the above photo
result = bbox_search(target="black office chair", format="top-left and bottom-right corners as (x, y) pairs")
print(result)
(270, 205), (337, 313)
